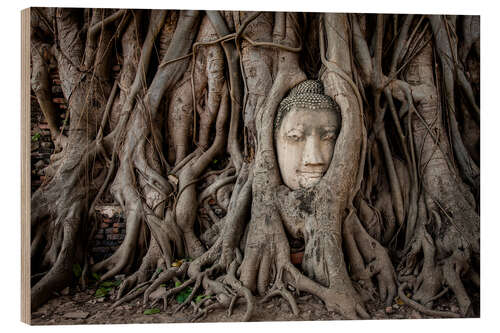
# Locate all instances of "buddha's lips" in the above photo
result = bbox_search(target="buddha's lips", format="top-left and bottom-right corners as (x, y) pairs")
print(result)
(298, 172), (324, 188)
(298, 171), (324, 177)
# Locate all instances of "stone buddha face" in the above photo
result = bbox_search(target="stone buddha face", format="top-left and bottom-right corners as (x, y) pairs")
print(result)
(275, 81), (340, 190)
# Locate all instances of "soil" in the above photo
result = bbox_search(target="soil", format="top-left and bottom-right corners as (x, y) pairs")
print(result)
(30, 282), (476, 325)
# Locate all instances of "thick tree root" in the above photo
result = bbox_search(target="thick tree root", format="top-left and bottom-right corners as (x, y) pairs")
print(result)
(398, 283), (460, 318)
(343, 213), (397, 307)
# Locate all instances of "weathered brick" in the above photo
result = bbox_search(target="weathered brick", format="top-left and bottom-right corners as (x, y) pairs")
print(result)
(51, 85), (62, 94)
(34, 160), (45, 169)
(94, 233), (104, 240)
(100, 222), (110, 229)
(31, 152), (51, 159)
(108, 234), (125, 241)
(113, 222), (125, 228)
(105, 227), (114, 234)
(40, 142), (53, 149)
(92, 247), (109, 253)
(112, 227), (120, 234)
(52, 97), (65, 104)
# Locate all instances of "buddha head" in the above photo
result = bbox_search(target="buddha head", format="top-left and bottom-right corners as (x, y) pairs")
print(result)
(274, 80), (340, 190)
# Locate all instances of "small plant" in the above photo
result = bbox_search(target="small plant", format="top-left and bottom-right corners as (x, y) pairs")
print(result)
(94, 287), (111, 298)
(99, 280), (121, 288)
(143, 308), (161, 315)
(72, 263), (82, 278)
(174, 280), (193, 304)
(31, 133), (41, 142)
(195, 295), (209, 303)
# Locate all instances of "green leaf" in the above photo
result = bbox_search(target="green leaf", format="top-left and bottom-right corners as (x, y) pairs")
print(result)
(156, 268), (163, 274)
(175, 287), (192, 304)
(143, 308), (161, 315)
(91, 272), (101, 281)
(195, 295), (209, 303)
(212, 159), (218, 164)
(175, 281), (182, 288)
(100, 280), (121, 288)
(72, 263), (82, 278)
(31, 133), (41, 142)
(160, 284), (166, 288)
(95, 287), (111, 298)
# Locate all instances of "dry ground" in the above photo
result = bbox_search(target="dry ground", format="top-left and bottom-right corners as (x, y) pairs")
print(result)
(31, 281), (476, 325)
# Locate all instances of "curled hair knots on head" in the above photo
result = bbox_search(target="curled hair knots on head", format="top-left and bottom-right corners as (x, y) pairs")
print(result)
(274, 80), (340, 131)
(288, 79), (324, 96)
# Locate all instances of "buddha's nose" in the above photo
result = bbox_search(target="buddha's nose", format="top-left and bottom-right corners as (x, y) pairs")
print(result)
(303, 134), (324, 166)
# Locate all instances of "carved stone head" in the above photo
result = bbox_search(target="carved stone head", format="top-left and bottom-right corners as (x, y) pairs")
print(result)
(274, 80), (340, 190)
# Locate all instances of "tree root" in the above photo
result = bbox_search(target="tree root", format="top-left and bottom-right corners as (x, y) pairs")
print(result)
(142, 262), (189, 305)
(222, 250), (255, 320)
(343, 212), (397, 307)
(260, 282), (299, 316)
(398, 283), (460, 318)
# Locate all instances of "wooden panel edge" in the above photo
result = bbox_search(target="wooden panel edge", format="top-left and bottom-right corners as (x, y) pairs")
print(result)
(21, 7), (31, 325)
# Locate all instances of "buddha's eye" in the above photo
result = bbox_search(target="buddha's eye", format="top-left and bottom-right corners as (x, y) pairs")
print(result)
(286, 131), (304, 142)
(321, 131), (336, 141)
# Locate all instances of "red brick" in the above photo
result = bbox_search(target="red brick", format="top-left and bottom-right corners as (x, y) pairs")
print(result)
(38, 123), (50, 130)
(52, 97), (65, 104)
(100, 222), (110, 229)
(102, 218), (112, 223)
(290, 251), (304, 265)
(112, 227), (120, 234)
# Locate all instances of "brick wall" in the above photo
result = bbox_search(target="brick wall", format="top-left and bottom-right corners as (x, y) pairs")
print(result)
(91, 205), (126, 262)
(30, 68), (67, 192)
(31, 68), (126, 260)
